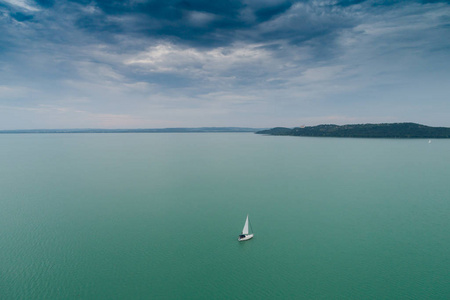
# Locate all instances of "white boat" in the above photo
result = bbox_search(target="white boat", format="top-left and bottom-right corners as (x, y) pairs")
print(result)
(238, 214), (254, 241)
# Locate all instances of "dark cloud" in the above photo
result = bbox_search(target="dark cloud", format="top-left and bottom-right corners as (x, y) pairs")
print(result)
(81, 0), (245, 17)
(336, 0), (368, 7)
(0, 0), (445, 56)
(35, 0), (55, 8)
(419, 0), (450, 3)
(0, 1), (382, 54)
(54, 1), (299, 46)
(11, 12), (34, 22)
(254, 1), (293, 22)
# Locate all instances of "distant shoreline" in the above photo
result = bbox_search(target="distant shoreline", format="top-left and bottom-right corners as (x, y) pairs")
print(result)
(3, 123), (450, 138)
(0, 127), (262, 134)
(256, 123), (450, 138)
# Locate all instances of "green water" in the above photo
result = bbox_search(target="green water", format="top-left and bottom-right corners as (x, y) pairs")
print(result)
(1, 133), (449, 299)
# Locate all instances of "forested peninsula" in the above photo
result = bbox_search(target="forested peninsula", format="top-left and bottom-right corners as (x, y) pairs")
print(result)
(256, 123), (450, 138)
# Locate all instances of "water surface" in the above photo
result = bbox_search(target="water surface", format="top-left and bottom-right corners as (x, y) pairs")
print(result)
(1, 133), (449, 299)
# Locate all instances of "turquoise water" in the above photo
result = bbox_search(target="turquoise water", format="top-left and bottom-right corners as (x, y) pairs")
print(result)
(1, 133), (449, 299)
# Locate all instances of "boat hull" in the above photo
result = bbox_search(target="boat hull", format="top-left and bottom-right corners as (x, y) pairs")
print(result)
(238, 234), (254, 241)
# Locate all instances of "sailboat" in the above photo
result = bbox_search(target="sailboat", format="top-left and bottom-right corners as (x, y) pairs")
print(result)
(238, 214), (254, 241)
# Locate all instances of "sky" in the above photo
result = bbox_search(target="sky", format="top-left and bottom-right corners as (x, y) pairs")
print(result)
(1, 0), (450, 129)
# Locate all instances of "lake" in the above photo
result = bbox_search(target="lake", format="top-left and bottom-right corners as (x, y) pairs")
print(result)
(1, 133), (449, 299)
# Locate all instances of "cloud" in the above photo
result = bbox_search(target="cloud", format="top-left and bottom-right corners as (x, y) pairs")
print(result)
(1, 0), (450, 128)
(0, 104), (141, 128)
(0, 85), (36, 99)
(27, 0), (350, 49)
(124, 42), (271, 74)
(186, 11), (217, 27)
(1, 0), (40, 11)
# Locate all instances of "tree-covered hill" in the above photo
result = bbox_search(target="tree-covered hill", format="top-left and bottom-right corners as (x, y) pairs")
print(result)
(256, 123), (450, 138)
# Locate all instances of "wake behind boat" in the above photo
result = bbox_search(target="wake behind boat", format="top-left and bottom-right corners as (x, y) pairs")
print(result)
(238, 214), (254, 241)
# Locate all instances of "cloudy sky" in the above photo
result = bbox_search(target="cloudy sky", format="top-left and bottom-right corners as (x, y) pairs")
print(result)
(1, 0), (449, 129)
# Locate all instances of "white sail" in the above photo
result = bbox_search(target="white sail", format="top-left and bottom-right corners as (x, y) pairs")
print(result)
(242, 215), (249, 235)
(238, 214), (254, 241)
